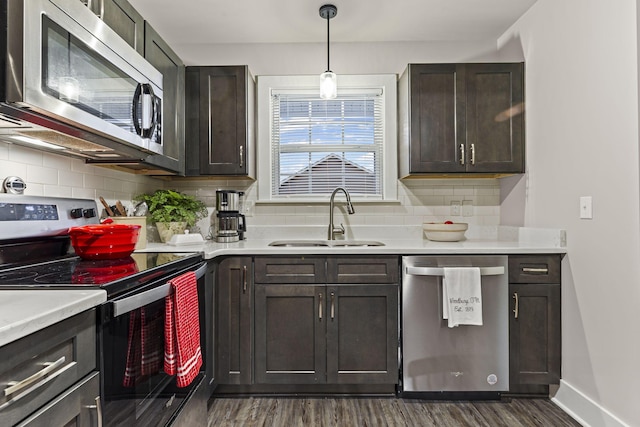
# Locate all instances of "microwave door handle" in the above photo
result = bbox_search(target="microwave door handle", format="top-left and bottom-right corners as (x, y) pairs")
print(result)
(132, 83), (143, 136)
(112, 263), (207, 316)
(141, 84), (156, 138)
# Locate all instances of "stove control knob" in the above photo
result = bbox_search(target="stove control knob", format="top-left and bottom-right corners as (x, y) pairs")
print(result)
(70, 208), (83, 219)
(83, 208), (96, 219)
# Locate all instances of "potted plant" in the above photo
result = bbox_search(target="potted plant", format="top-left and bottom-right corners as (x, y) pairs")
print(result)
(134, 189), (208, 243)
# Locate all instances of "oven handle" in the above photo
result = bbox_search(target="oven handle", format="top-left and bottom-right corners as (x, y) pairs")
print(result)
(112, 262), (207, 316)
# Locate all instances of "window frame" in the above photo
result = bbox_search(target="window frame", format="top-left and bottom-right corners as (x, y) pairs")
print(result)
(256, 74), (398, 203)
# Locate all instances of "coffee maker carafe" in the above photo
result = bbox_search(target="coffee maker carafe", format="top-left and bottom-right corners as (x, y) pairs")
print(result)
(213, 190), (246, 242)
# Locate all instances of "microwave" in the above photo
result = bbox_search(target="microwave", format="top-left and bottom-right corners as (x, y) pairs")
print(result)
(0, 0), (163, 160)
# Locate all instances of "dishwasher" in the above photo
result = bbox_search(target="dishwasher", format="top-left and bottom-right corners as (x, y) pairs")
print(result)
(401, 255), (508, 398)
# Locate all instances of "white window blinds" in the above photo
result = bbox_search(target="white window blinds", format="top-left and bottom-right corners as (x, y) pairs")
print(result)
(270, 91), (384, 198)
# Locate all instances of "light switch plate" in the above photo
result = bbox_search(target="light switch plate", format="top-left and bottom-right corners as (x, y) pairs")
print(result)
(579, 196), (593, 219)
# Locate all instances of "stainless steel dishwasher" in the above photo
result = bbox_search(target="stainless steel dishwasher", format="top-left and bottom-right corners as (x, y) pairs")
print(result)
(401, 255), (508, 398)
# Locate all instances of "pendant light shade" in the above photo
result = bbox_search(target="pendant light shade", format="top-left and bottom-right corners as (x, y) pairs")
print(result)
(320, 71), (337, 99)
(319, 4), (337, 99)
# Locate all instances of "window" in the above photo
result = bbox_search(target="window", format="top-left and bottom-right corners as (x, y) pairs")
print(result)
(257, 75), (397, 202)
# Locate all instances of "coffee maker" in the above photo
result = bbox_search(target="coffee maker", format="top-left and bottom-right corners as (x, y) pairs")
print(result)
(213, 190), (246, 242)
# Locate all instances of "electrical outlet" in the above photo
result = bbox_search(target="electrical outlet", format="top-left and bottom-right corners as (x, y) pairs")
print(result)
(579, 196), (592, 219)
(244, 200), (254, 217)
(462, 200), (473, 217)
(450, 200), (461, 216)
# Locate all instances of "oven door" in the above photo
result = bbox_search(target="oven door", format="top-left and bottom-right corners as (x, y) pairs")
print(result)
(98, 262), (207, 426)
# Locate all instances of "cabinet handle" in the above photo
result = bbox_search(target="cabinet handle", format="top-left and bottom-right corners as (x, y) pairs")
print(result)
(318, 293), (323, 321)
(330, 292), (335, 320)
(84, 396), (103, 427)
(239, 145), (244, 168)
(242, 265), (247, 293)
(512, 292), (519, 319)
(4, 356), (67, 397)
(459, 144), (465, 165)
(522, 267), (549, 274)
(470, 143), (476, 165)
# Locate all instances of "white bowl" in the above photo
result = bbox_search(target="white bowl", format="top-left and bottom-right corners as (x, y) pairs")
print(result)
(422, 222), (468, 242)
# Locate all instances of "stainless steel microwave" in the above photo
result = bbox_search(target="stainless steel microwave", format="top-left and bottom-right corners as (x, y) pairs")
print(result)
(0, 0), (163, 160)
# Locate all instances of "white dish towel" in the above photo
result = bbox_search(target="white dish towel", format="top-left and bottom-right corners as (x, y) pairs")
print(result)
(442, 267), (483, 328)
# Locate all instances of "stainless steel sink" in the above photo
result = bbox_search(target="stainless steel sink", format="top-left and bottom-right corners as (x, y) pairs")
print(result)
(268, 240), (330, 247)
(329, 240), (385, 247)
(268, 240), (384, 247)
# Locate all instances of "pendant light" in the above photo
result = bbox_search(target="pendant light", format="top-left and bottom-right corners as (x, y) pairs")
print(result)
(319, 4), (337, 99)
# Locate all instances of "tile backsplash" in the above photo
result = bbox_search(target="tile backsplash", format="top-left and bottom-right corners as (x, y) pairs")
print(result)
(1, 142), (501, 231)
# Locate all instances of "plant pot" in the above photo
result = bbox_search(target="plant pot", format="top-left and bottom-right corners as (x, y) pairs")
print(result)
(156, 221), (188, 243)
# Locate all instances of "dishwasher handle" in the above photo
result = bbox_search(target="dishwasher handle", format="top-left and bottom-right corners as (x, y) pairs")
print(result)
(405, 266), (505, 277)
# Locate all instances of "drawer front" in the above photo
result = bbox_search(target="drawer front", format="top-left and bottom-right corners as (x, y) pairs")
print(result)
(327, 256), (399, 284)
(0, 310), (96, 426)
(254, 257), (326, 284)
(16, 372), (100, 427)
(509, 255), (561, 284)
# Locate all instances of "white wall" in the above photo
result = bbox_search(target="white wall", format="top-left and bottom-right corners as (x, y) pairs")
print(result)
(500, 1), (640, 426)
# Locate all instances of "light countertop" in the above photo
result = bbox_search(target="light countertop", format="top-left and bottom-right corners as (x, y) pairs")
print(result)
(0, 289), (106, 347)
(139, 225), (567, 259)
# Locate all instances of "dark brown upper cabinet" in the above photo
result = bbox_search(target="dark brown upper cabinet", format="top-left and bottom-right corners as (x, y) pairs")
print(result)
(90, 0), (145, 56)
(399, 63), (525, 177)
(185, 66), (255, 177)
(142, 22), (185, 175)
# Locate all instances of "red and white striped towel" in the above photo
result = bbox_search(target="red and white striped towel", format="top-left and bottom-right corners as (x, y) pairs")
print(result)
(164, 271), (202, 388)
(122, 306), (163, 387)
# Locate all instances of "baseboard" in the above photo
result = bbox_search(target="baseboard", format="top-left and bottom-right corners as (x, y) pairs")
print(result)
(551, 380), (631, 427)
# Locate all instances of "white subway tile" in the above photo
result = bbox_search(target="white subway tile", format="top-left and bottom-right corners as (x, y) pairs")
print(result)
(83, 173), (105, 190)
(0, 160), (27, 178)
(9, 145), (43, 165)
(44, 186), (73, 198)
(26, 164), (58, 185)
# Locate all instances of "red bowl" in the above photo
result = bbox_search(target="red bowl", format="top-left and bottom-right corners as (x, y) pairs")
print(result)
(69, 224), (141, 260)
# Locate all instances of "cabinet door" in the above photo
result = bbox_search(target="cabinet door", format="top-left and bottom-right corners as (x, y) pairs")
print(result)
(100, 0), (145, 55)
(408, 64), (466, 173)
(326, 285), (398, 384)
(255, 285), (326, 384)
(192, 66), (251, 175)
(509, 283), (561, 388)
(142, 22), (184, 174)
(216, 257), (252, 384)
(466, 63), (524, 173)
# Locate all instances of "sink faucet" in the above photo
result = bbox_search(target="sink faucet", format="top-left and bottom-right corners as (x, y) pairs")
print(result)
(328, 187), (355, 240)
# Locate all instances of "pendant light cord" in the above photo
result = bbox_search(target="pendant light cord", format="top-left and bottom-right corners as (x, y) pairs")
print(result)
(326, 15), (331, 72)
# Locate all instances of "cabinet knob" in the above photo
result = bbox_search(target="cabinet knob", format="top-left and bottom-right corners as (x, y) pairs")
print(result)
(239, 145), (244, 168)
(459, 144), (465, 165)
(318, 293), (323, 321)
(512, 292), (519, 319)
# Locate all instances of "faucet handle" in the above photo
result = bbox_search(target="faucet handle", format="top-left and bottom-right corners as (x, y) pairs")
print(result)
(333, 223), (345, 236)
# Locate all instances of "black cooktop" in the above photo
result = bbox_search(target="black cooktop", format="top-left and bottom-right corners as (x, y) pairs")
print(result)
(0, 252), (202, 298)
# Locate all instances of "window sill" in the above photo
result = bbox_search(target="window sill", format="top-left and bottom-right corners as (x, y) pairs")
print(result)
(255, 198), (402, 205)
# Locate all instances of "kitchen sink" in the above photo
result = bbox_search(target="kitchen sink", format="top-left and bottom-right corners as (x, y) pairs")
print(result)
(268, 240), (385, 247)
(268, 240), (330, 247)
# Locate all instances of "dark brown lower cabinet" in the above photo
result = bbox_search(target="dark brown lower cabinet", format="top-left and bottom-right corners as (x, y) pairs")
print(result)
(255, 283), (398, 385)
(216, 257), (252, 384)
(509, 282), (561, 393)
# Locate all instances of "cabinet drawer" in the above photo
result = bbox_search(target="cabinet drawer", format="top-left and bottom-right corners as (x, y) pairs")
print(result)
(0, 310), (96, 426)
(254, 257), (326, 284)
(509, 255), (561, 284)
(327, 256), (399, 284)
(16, 372), (99, 427)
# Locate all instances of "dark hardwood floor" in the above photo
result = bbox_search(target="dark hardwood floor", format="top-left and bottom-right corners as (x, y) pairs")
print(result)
(208, 397), (582, 427)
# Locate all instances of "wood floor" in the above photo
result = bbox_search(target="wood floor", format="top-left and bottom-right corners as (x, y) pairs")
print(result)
(208, 397), (582, 427)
